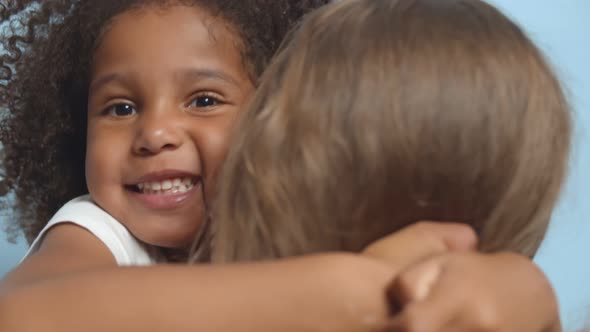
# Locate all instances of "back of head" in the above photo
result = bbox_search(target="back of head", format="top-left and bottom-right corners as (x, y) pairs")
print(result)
(209, 0), (571, 262)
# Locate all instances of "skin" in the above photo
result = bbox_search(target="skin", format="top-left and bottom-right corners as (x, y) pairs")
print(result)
(384, 252), (563, 332)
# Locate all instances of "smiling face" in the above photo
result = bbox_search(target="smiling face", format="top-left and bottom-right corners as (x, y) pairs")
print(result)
(86, 4), (254, 249)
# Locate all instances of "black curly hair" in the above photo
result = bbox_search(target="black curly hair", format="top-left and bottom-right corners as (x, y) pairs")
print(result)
(0, 0), (329, 243)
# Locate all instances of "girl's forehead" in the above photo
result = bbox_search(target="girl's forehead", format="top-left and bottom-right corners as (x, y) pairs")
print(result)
(91, 4), (246, 80)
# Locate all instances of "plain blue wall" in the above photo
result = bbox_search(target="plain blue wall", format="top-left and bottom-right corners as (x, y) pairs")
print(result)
(1, 0), (589, 330)
(0, 236), (27, 276)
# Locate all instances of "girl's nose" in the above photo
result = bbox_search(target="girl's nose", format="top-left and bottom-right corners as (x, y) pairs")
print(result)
(132, 110), (184, 156)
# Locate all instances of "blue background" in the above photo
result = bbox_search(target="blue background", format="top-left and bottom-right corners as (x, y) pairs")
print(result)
(1, 0), (588, 330)
(483, 1), (590, 330)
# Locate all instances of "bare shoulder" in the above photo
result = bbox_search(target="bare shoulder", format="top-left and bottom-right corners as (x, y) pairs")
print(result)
(1, 223), (117, 290)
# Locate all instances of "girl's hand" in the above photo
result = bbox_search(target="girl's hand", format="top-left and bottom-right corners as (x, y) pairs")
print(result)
(383, 252), (562, 332)
(363, 222), (478, 272)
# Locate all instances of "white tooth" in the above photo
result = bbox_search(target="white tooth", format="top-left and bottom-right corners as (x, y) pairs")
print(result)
(137, 183), (144, 190)
(173, 178), (182, 186)
(162, 180), (173, 190)
(186, 182), (194, 190)
(178, 185), (188, 193)
(182, 177), (192, 186)
(151, 182), (162, 190)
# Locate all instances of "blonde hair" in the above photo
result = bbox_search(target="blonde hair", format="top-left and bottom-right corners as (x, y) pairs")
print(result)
(204, 0), (571, 262)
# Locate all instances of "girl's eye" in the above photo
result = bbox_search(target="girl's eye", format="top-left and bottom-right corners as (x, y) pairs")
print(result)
(189, 95), (221, 109)
(106, 104), (136, 117)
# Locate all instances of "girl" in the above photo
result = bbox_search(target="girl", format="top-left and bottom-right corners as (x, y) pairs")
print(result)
(210, 0), (571, 261)
(205, 0), (571, 329)
(0, 0), (564, 331)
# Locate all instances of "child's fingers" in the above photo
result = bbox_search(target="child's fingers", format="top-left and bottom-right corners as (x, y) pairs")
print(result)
(385, 252), (562, 332)
(417, 222), (478, 252)
(387, 255), (444, 307)
(363, 221), (477, 271)
(388, 253), (511, 332)
(382, 258), (470, 332)
(405, 286), (498, 332)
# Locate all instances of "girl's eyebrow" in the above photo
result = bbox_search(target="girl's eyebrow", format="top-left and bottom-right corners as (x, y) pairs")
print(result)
(175, 68), (240, 87)
(89, 68), (240, 94)
(89, 72), (129, 94)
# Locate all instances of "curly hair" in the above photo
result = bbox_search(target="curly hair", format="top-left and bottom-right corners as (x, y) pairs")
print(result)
(0, 0), (329, 243)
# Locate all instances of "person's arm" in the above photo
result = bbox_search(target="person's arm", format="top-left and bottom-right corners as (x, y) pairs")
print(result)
(383, 252), (562, 332)
(0, 254), (394, 332)
(0, 222), (475, 332)
(0, 224), (389, 332)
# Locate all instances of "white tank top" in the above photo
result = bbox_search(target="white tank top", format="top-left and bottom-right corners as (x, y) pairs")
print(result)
(23, 195), (164, 266)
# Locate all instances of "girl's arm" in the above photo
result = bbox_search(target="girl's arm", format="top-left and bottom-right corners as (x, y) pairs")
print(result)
(0, 254), (393, 332)
(0, 222), (467, 332)
(0, 222), (475, 332)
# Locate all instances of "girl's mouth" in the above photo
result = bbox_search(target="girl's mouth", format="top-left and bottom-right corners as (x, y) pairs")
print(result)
(124, 175), (203, 210)
(125, 176), (201, 195)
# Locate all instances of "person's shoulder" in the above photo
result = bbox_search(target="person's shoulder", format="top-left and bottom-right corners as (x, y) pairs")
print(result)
(1, 222), (117, 290)
(27, 194), (119, 251)
(25, 194), (120, 267)
(52, 194), (108, 220)
(18, 194), (162, 271)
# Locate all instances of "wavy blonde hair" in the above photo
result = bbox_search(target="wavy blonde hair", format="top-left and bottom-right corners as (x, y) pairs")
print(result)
(202, 0), (571, 262)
